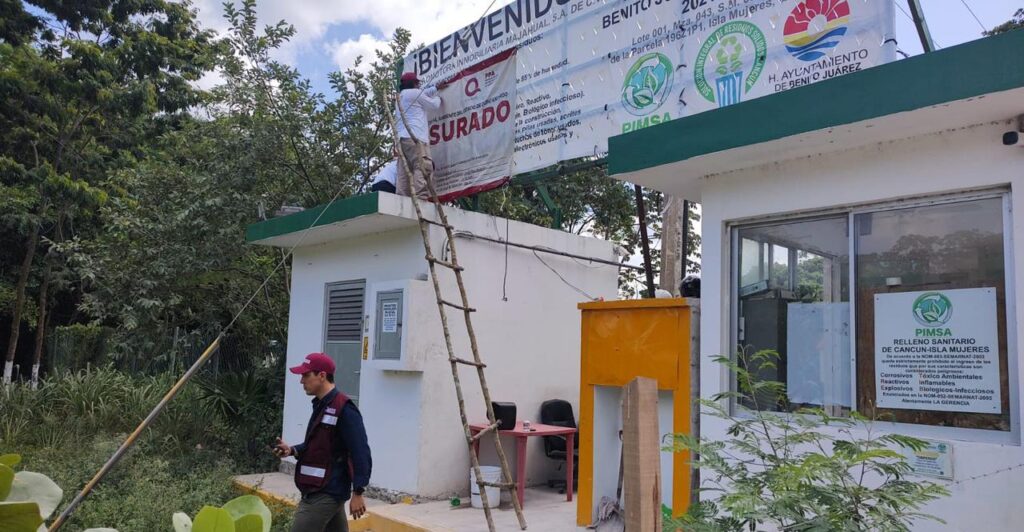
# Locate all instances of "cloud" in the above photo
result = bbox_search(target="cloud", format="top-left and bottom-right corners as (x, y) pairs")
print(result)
(191, 0), (498, 72)
(326, 34), (390, 74)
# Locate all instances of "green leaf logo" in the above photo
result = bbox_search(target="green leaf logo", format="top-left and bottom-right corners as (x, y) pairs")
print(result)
(912, 292), (953, 327)
(621, 53), (674, 116)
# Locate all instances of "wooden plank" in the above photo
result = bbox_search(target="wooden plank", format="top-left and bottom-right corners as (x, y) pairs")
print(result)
(622, 376), (662, 532)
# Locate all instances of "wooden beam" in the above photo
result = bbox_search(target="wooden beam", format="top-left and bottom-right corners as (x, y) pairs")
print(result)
(622, 376), (662, 532)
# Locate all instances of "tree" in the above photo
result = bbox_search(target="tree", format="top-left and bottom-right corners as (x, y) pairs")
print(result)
(985, 8), (1024, 36)
(0, 0), (218, 382)
(73, 1), (410, 358)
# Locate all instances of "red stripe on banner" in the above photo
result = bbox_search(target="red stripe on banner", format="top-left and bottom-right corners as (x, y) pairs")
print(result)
(435, 176), (511, 203)
(438, 48), (518, 89)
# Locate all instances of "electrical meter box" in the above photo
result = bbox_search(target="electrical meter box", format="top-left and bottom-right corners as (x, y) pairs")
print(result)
(374, 289), (404, 360)
(365, 279), (436, 371)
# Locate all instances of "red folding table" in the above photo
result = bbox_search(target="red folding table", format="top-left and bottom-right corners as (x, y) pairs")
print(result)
(469, 420), (576, 507)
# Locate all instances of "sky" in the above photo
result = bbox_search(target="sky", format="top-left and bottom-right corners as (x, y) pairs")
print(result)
(186, 0), (1023, 95)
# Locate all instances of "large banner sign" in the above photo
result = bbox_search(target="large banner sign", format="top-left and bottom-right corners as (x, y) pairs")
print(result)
(404, 0), (896, 175)
(430, 49), (517, 201)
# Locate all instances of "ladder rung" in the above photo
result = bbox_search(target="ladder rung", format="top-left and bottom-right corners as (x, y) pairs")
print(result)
(440, 300), (476, 312)
(479, 481), (515, 489)
(452, 357), (486, 368)
(421, 218), (454, 231)
(470, 422), (500, 442)
(427, 257), (464, 271)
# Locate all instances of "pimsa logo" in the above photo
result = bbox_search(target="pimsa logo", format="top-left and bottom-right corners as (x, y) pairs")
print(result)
(695, 21), (767, 108)
(912, 292), (953, 327)
(784, 0), (851, 62)
(621, 52), (673, 116)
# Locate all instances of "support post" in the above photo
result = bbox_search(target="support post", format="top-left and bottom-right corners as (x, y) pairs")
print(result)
(687, 299), (701, 507)
(660, 196), (682, 296)
(634, 185), (656, 298)
(907, 0), (935, 53)
(681, 200), (691, 279)
(623, 376), (662, 532)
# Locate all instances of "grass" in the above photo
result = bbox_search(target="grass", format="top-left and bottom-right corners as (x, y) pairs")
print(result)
(1, 366), (293, 530)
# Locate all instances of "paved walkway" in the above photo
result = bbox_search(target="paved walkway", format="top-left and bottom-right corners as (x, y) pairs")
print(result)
(373, 488), (585, 532)
(234, 472), (584, 531)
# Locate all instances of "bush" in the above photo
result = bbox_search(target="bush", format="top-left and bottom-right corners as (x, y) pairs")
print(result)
(666, 350), (949, 532)
(1, 366), (291, 529)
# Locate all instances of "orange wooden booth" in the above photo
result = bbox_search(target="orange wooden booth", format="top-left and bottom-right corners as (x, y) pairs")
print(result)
(576, 298), (693, 525)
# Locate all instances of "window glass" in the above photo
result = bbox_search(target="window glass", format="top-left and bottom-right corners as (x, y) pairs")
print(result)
(740, 238), (762, 288)
(735, 217), (850, 413)
(855, 197), (1009, 431)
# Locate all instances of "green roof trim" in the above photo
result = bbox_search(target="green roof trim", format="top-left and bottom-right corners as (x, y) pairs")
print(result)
(245, 192), (380, 243)
(608, 31), (1024, 176)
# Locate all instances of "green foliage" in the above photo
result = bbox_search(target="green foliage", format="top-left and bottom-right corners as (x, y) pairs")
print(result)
(666, 351), (950, 531)
(175, 495), (272, 532)
(985, 8), (1024, 36)
(1, 0), (219, 379)
(1, 367), (290, 529)
(0, 454), (65, 532)
(0, 500), (44, 532)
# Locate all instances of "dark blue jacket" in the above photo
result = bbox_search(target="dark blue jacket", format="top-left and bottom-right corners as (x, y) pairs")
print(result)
(293, 388), (372, 501)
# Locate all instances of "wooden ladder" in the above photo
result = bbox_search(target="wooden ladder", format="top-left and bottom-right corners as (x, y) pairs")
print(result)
(388, 101), (527, 532)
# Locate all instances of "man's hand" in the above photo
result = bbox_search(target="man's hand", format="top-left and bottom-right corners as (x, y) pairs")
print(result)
(349, 494), (367, 519)
(272, 437), (292, 458)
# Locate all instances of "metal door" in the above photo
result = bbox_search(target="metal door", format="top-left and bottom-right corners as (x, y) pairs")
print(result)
(324, 280), (366, 404)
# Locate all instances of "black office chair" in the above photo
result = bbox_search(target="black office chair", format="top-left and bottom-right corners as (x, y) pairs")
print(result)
(540, 399), (578, 493)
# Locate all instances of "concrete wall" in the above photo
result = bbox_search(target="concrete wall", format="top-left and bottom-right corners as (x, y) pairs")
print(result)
(281, 205), (619, 498)
(698, 120), (1024, 531)
(591, 386), (675, 514)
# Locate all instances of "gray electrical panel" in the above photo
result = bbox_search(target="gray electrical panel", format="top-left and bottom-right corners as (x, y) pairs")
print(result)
(374, 289), (404, 360)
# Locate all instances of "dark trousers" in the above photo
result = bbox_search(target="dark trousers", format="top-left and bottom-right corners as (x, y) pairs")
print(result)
(291, 492), (349, 532)
(370, 181), (396, 193)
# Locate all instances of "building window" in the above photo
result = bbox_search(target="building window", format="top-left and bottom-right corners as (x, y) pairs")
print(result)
(734, 216), (851, 413)
(732, 194), (1011, 433)
(854, 197), (1009, 431)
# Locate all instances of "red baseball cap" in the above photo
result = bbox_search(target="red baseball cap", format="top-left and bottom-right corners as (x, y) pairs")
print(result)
(400, 72), (418, 83)
(289, 352), (335, 375)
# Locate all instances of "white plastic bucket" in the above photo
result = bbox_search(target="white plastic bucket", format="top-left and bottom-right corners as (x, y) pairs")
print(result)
(470, 466), (502, 509)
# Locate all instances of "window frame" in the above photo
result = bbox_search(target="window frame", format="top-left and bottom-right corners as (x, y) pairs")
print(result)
(728, 189), (1018, 445)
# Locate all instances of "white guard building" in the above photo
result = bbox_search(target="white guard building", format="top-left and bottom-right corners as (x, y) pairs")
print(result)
(608, 31), (1024, 531)
(247, 192), (619, 498)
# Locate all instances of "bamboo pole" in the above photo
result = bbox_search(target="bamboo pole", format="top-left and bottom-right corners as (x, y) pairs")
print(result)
(48, 336), (222, 531)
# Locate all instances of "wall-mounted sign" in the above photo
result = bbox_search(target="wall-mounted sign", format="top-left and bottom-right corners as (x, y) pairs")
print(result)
(902, 439), (954, 480)
(405, 0), (895, 175)
(874, 288), (1001, 414)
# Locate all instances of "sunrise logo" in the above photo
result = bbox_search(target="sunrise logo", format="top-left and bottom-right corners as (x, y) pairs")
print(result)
(783, 0), (851, 62)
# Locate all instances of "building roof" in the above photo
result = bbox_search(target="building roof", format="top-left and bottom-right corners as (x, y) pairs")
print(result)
(246, 192), (425, 247)
(608, 30), (1024, 199)
(245, 192), (618, 261)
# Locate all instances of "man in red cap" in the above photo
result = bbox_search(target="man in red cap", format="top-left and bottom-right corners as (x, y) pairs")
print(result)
(394, 71), (441, 199)
(273, 352), (372, 532)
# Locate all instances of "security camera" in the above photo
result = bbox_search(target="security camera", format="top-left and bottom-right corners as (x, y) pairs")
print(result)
(1007, 115), (1024, 147)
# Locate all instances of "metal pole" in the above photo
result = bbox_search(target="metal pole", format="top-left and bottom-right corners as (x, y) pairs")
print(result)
(907, 0), (936, 53)
(634, 185), (656, 298)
